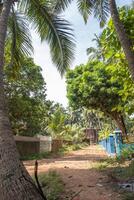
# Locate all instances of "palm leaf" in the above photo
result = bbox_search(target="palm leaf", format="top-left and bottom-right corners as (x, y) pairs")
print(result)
(6, 6), (33, 68)
(18, 0), (75, 75)
(77, 0), (94, 23)
(46, 0), (73, 13)
(93, 0), (109, 27)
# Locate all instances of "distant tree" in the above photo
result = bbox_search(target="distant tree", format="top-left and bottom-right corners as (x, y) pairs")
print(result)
(46, 103), (69, 138)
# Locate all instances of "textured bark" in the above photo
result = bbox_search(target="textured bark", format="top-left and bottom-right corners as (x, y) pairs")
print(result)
(109, 0), (134, 80)
(0, 1), (44, 199)
(111, 112), (127, 136)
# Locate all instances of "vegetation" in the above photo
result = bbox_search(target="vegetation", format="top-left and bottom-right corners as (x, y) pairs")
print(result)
(51, 0), (134, 79)
(66, 6), (134, 136)
(91, 156), (134, 200)
(36, 171), (64, 200)
(0, 0), (133, 199)
(0, 0), (75, 198)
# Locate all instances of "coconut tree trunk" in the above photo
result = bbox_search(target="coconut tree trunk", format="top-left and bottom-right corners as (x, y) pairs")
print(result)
(109, 0), (134, 80)
(0, 1), (44, 199)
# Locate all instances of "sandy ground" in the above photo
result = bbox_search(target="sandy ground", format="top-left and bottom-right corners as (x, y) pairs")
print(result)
(24, 145), (121, 200)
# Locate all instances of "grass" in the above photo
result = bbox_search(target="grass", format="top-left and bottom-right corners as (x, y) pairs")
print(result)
(37, 171), (64, 200)
(58, 142), (89, 156)
(112, 160), (134, 180)
(91, 158), (118, 171)
(91, 157), (134, 199)
(92, 157), (134, 179)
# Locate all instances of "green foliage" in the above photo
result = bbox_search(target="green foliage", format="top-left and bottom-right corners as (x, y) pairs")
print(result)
(113, 160), (134, 181)
(6, 0), (75, 75)
(77, 0), (109, 26)
(58, 142), (88, 156)
(5, 57), (51, 136)
(98, 125), (113, 140)
(46, 104), (84, 141)
(61, 124), (84, 142)
(120, 146), (134, 160)
(66, 60), (133, 123)
(100, 6), (134, 60)
(46, 105), (67, 138)
(66, 7), (134, 134)
(92, 160), (109, 171)
(38, 171), (64, 200)
(7, 9), (33, 68)
(17, 0), (75, 75)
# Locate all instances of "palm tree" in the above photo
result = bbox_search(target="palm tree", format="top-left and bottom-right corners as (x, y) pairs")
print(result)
(0, 0), (75, 199)
(87, 34), (105, 61)
(77, 0), (134, 79)
(53, 0), (134, 79)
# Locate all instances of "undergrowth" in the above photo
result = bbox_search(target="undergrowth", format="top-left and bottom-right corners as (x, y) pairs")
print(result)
(35, 171), (64, 200)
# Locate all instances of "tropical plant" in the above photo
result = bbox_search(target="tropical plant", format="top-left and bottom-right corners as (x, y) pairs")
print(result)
(5, 57), (53, 136)
(0, 0), (75, 199)
(87, 34), (105, 61)
(52, 0), (134, 79)
(46, 105), (67, 139)
(66, 61), (134, 136)
(98, 125), (113, 140)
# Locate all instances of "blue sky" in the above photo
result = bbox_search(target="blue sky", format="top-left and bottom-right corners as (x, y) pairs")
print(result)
(32, 0), (132, 107)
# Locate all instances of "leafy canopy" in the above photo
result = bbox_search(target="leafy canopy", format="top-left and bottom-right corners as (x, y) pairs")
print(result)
(5, 0), (75, 75)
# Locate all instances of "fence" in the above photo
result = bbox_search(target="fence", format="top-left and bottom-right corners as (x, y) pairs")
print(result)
(14, 135), (52, 157)
(99, 130), (134, 157)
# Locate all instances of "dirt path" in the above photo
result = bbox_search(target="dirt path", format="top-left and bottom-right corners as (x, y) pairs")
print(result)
(24, 145), (121, 200)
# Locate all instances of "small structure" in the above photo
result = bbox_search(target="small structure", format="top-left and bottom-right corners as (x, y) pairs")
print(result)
(84, 128), (98, 144)
(14, 135), (52, 157)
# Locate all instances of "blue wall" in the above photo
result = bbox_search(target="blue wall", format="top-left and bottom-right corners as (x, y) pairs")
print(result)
(99, 131), (134, 157)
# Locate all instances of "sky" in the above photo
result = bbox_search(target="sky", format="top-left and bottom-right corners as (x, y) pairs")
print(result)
(32, 0), (132, 107)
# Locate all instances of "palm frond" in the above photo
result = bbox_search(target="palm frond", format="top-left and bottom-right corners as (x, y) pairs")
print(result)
(46, 0), (73, 14)
(93, 0), (109, 27)
(7, 6), (33, 68)
(87, 47), (96, 55)
(77, 0), (94, 23)
(18, 0), (75, 76)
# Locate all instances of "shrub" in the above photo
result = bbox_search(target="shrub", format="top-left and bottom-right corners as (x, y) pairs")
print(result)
(38, 171), (64, 200)
(120, 146), (134, 160)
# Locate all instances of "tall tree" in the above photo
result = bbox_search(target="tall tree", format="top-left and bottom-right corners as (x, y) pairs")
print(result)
(0, 0), (74, 199)
(66, 61), (134, 136)
(109, 0), (134, 79)
(77, 0), (134, 79)
(5, 57), (50, 136)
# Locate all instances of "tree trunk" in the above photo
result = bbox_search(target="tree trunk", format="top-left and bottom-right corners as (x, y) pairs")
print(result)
(0, 1), (43, 199)
(111, 112), (127, 136)
(109, 0), (134, 80)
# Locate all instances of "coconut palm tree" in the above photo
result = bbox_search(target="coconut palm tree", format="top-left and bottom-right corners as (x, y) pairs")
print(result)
(78, 0), (134, 79)
(87, 34), (105, 61)
(53, 0), (134, 79)
(0, 0), (75, 199)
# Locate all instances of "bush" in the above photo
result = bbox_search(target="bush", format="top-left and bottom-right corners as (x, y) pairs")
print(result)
(120, 146), (134, 160)
(98, 126), (113, 140)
